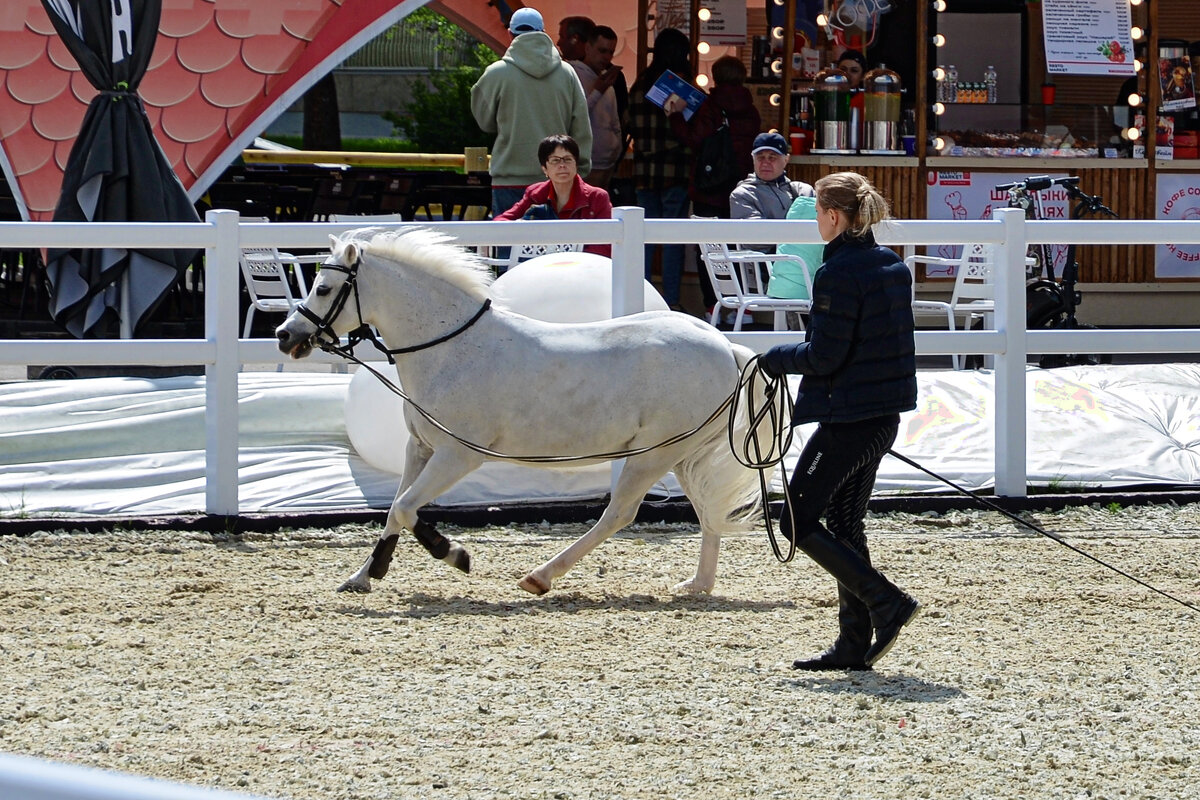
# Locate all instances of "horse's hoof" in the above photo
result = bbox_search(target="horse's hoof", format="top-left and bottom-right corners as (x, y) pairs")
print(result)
(672, 578), (713, 595)
(518, 573), (550, 595)
(446, 543), (471, 574)
(337, 579), (371, 594)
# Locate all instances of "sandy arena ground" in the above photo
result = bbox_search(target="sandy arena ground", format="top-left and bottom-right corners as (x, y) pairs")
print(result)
(2, 504), (1198, 800)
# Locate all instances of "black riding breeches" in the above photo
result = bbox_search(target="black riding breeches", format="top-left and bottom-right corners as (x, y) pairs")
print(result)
(778, 414), (900, 554)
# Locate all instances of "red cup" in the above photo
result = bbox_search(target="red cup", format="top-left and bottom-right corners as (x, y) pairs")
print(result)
(1041, 82), (1056, 105)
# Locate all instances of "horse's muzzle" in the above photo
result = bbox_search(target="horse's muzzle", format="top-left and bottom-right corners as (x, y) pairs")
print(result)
(276, 326), (314, 359)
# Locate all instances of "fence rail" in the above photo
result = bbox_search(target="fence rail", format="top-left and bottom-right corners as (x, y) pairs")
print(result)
(3, 209), (1200, 513)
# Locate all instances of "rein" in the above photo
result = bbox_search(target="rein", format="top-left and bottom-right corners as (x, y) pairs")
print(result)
(301, 257), (738, 462)
(329, 350), (739, 464)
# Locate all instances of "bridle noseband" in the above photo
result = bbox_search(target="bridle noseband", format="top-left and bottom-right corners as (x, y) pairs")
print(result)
(293, 253), (491, 364)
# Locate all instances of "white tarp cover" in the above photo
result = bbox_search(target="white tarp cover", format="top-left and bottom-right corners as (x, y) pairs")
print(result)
(2, 363), (1199, 517)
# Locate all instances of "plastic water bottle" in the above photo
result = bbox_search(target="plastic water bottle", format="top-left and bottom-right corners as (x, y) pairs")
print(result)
(946, 65), (958, 103)
(985, 65), (997, 104)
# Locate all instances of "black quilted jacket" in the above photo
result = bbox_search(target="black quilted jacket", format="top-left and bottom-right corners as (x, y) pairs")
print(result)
(761, 230), (917, 425)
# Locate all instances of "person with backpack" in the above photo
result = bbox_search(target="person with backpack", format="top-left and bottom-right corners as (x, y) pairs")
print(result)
(663, 55), (760, 313)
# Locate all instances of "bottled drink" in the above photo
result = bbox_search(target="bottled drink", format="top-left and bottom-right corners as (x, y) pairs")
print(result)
(985, 65), (997, 104)
(946, 65), (958, 102)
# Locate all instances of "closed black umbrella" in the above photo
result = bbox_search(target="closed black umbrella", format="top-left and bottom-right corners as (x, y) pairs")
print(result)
(41, 0), (200, 338)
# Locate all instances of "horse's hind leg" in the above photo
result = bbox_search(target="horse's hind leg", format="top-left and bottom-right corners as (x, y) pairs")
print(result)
(338, 444), (481, 593)
(518, 455), (672, 595)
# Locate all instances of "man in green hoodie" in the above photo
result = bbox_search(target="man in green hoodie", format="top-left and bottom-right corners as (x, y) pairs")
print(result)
(471, 7), (594, 218)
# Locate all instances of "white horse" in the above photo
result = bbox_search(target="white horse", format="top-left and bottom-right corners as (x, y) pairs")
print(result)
(276, 228), (765, 596)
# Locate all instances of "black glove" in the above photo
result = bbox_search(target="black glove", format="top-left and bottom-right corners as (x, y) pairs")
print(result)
(757, 352), (782, 379)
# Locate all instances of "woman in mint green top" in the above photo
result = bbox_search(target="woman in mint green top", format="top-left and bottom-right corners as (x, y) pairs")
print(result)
(770, 194), (823, 302)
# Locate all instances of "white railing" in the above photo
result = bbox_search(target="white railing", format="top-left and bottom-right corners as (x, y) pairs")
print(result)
(3, 208), (1200, 511)
(0, 752), (266, 800)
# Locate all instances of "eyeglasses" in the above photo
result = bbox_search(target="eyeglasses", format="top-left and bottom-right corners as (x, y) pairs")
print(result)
(546, 156), (576, 166)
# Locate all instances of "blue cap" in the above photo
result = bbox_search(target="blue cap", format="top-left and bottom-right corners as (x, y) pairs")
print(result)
(509, 7), (544, 34)
(751, 132), (789, 156)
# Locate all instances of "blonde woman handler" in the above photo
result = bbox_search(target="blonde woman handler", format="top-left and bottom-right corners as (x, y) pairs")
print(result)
(758, 172), (920, 671)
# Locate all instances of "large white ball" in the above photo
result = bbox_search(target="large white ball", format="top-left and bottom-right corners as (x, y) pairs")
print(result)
(490, 252), (669, 321)
(345, 253), (669, 475)
(345, 366), (410, 474)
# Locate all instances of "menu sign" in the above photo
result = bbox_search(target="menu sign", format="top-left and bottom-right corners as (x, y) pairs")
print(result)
(1042, 0), (1136, 76)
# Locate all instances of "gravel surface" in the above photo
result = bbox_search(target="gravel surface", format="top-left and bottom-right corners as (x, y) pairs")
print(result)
(2, 503), (1198, 800)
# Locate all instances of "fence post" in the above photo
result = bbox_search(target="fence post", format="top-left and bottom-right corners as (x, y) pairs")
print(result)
(993, 207), (1027, 497)
(611, 206), (646, 317)
(205, 210), (240, 515)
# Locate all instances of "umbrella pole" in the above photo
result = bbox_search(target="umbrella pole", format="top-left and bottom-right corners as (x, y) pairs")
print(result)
(120, 273), (132, 338)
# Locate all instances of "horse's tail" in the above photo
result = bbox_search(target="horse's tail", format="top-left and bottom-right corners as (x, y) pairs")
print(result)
(674, 344), (771, 535)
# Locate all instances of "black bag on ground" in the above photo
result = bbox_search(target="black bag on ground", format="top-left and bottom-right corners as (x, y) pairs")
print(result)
(693, 113), (739, 194)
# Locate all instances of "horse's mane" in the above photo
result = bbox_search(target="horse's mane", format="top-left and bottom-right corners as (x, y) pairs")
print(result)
(355, 228), (494, 300)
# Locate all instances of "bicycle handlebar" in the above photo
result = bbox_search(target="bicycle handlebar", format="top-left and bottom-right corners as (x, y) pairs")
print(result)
(994, 175), (1081, 192)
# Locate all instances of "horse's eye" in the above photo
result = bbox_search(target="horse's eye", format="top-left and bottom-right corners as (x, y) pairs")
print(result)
(315, 285), (332, 297)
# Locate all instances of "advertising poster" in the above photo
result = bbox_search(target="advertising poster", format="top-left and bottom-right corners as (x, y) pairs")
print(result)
(1155, 173), (1200, 278)
(657, 0), (746, 45)
(1041, 0), (1135, 76)
(1159, 56), (1197, 113)
(926, 172), (1069, 277)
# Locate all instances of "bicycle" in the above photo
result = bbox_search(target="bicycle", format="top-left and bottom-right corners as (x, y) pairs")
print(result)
(995, 175), (1115, 368)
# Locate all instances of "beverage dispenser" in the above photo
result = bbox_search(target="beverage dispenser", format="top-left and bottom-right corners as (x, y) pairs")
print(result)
(812, 66), (852, 153)
(862, 64), (902, 153)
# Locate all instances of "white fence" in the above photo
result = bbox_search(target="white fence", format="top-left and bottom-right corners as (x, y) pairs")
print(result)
(3, 208), (1200, 511)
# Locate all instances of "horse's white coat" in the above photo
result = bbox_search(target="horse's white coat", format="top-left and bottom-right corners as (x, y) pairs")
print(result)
(276, 229), (764, 595)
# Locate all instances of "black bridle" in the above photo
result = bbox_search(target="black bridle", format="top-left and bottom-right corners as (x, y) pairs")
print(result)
(293, 253), (491, 364)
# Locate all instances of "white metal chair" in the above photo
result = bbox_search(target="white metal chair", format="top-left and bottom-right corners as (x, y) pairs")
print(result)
(479, 242), (583, 273)
(697, 240), (814, 331)
(328, 213), (406, 224)
(907, 243), (998, 369)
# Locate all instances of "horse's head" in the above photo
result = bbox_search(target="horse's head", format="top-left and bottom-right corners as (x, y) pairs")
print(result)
(276, 234), (367, 359)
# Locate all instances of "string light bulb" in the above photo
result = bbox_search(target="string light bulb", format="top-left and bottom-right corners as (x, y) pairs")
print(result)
(932, 102), (946, 115)
(932, 34), (946, 47)
(698, 8), (711, 21)
(932, 67), (946, 82)
(1134, 58), (1144, 73)
(769, 93), (782, 107)
(1129, 0), (1143, 5)
(933, 136), (946, 151)
(816, 13), (829, 27)
(697, 74), (710, 87)
(932, 0), (947, 10)
(1125, 127), (1141, 141)
(697, 41), (711, 54)
(771, 26), (784, 41)
(1130, 26), (1144, 40)
(1128, 92), (1142, 107)
(771, 58), (783, 75)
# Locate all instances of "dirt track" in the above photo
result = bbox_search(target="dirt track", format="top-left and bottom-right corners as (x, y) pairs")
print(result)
(2, 504), (1199, 799)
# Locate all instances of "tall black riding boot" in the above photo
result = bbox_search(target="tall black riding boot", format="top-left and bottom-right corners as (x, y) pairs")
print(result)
(794, 528), (920, 667)
(792, 583), (873, 671)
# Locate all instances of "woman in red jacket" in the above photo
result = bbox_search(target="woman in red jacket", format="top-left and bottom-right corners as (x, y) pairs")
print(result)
(496, 134), (612, 256)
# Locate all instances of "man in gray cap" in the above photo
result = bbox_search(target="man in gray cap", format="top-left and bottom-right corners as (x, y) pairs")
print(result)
(471, 6), (594, 218)
(728, 131), (815, 255)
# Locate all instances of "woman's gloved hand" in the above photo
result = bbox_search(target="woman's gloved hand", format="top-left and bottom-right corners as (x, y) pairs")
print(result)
(757, 348), (787, 378)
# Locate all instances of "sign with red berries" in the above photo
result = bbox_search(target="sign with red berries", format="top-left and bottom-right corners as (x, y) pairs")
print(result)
(1041, 0), (1136, 77)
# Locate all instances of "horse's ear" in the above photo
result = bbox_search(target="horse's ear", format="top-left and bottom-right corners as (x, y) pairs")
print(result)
(344, 242), (361, 264)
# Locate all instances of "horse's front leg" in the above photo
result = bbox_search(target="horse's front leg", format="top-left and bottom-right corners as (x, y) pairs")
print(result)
(338, 443), (481, 593)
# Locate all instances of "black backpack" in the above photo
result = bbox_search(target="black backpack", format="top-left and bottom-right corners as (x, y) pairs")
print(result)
(693, 112), (740, 194)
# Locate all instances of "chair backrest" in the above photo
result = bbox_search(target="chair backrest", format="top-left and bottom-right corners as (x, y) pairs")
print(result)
(328, 213), (405, 223)
(697, 240), (752, 301)
(951, 243), (995, 305)
(483, 242), (583, 271)
(238, 248), (307, 310)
